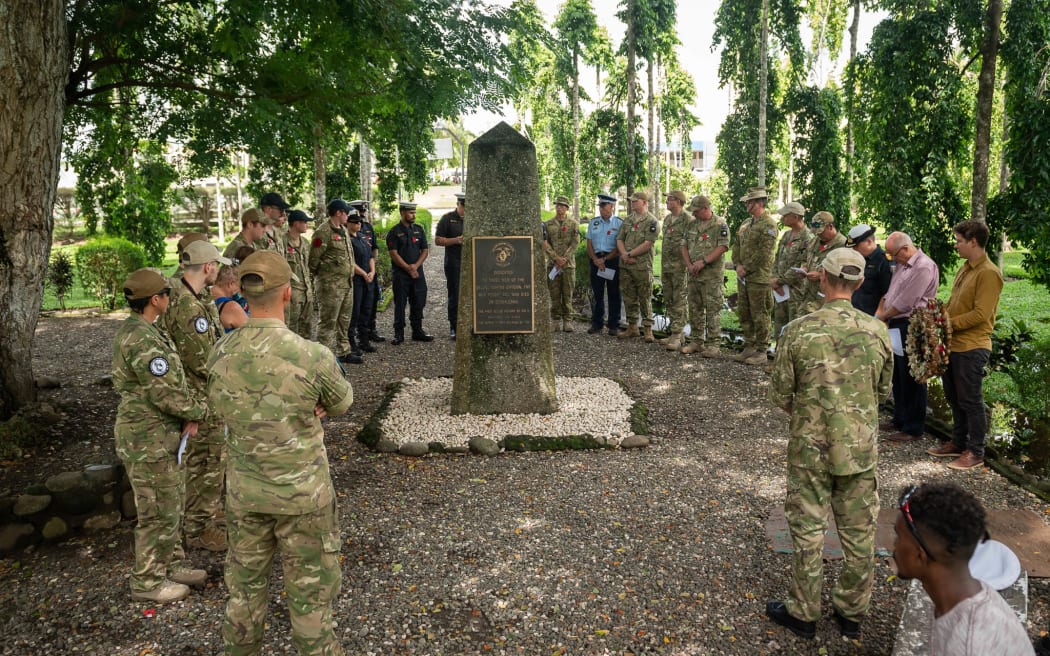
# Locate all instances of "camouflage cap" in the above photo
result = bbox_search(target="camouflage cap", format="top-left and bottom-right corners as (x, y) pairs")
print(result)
(123, 268), (169, 301)
(775, 201), (806, 217)
(809, 211), (835, 232)
(242, 207), (272, 226)
(688, 195), (712, 211)
(822, 247), (866, 280)
(630, 190), (649, 203)
(739, 186), (768, 202)
(665, 190), (688, 204)
(846, 223), (875, 247)
(554, 195), (571, 207)
(176, 232), (208, 256)
(182, 240), (232, 266)
(239, 251), (292, 293)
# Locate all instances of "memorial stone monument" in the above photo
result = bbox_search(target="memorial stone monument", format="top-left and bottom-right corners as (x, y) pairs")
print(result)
(450, 122), (558, 415)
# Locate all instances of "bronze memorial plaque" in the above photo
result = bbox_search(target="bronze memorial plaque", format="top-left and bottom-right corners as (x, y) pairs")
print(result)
(472, 236), (535, 334)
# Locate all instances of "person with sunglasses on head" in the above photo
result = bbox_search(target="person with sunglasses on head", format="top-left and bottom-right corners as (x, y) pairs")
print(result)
(893, 482), (1035, 655)
(113, 269), (207, 603)
(797, 211), (847, 315)
(766, 247), (893, 641)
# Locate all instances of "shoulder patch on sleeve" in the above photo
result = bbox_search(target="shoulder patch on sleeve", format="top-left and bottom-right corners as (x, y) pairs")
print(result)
(649, 221), (658, 233)
(193, 316), (209, 334)
(720, 225), (728, 237)
(149, 357), (169, 377)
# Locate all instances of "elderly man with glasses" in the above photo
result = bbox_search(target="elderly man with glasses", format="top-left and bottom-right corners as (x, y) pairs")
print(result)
(876, 232), (940, 443)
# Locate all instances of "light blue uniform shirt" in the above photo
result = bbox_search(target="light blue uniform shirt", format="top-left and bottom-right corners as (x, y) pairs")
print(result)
(586, 216), (623, 254)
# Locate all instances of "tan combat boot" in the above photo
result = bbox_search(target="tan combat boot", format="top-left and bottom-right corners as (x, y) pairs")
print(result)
(131, 580), (190, 604)
(680, 342), (703, 354)
(701, 345), (720, 358)
(562, 319), (574, 333)
(664, 333), (682, 351)
(744, 351), (768, 366)
(733, 347), (756, 362)
(169, 565), (208, 587)
(187, 524), (227, 552)
(618, 325), (640, 339)
(643, 328), (655, 343)
(552, 319), (561, 332)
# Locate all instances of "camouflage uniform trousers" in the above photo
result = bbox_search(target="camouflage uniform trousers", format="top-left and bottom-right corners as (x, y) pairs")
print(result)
(620, 265), (654, 327)
(784, 465), (879, 622)
(547, 266), (575, 320)
(287, 287), (315, 340)
(737, 278), (774, 351)
(223, 500), (344, 656)
(125, 458), (191, 592)
(660, 262), (688, 335)
(315, 277), (353, 357)
(684, 273), (723, 346)
(183, 412), (227, 538)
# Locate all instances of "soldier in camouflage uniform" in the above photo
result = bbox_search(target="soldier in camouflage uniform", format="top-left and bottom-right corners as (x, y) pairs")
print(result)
(167, 233), (208, 291)
(731, 186), (778, 365)
(113, 269), (208, 604)
(284, 210), (315, 340)
(161, 240), (231, 552)
(309, 199), (358, 364)
(207, 251), (354, 656)
(770, 201), (815, 339)
(543, 195), (580, 332)
(766, 247), (892, 640)
(224, 209), (272, 260)
(261, 192), (290, 252)
(798, 211), (847, 315)
(616, 190), (660, 342)
(659, 190), (692, 351)
(679, 195), (729, 356)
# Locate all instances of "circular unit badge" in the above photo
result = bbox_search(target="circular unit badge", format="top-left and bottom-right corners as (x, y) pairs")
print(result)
(149, 357), (170, 377)
(194, 316), (209, 334)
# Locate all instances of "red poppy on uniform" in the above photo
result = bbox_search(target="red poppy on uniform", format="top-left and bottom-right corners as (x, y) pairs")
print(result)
(312, 237), (323, 247)
(333, 234), (341, 241)
(561, 226), (567, 232)
(701, 234), (709, 241)
(412, 237), (418, 243)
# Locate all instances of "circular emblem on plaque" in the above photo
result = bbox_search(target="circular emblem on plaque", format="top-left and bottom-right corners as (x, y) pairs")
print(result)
(490, 241), (517, 267)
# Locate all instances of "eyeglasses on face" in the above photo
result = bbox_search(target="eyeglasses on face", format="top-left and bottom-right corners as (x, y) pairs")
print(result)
(898, 485), (935, 561)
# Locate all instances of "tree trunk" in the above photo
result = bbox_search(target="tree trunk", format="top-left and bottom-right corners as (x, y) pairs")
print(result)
(0, 0), (68, 419)
(647, 60), (656, 194)
(847, 0), (860, 217)
(573, 50), (581, 223)
(757, 0), (769, 187)
(313, 126), (326, 218)
(971, 0), (1002, 224)
(626, 0), (637, 195)
(998, 70), (1010, 270)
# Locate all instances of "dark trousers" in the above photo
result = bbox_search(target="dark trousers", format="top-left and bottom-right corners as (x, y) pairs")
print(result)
(368, 279), (381, 333)
(890, 318), (928, 437)
(445, 260), (461, 328)
(350, 275), (374, 341)
(941, 349), (991, 457)
(589, 257), (621, 329)
(392, 270), (427, 335)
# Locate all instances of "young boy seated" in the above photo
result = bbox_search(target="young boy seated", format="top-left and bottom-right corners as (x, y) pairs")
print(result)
(893, 482), (1035, 656)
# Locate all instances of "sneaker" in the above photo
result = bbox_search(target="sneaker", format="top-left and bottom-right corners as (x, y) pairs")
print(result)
(131, 580), (190, 604)
(169, 565), (207, 587)
(927, 442), (963, 458)
(765, 600), (815, 639)
(832, 607), (861, 638)
(947, 450), (984, 470)
(186, 525), (227, 552)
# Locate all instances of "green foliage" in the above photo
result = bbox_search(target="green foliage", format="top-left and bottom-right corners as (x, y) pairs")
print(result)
(990, 318), (1034, 372)
(784, 85), (849, 221)
(74, 237), (147, 311)
(579, 108), (649, 195)
(712, 0), (805, 89)
(326, 144), (362, 203)
(0, 416), (40, 461)
(715, 95), (784, 228)
(853, 9), (972, 278)
(46, 251), (76, 312)
(1003, 338), (1050, 420)
(993, 0), (1050, 289)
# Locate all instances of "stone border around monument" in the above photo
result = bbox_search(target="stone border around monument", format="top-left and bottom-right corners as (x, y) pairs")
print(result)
(356, 377), (651, 456)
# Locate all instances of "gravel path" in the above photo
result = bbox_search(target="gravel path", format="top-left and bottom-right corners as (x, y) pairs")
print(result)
(3, 236), (1048, 655)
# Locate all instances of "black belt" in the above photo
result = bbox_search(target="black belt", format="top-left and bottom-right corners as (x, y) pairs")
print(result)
(594, 251), (612, 257)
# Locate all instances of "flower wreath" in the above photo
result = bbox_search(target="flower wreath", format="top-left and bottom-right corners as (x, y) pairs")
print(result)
(906, 298), (952, 383)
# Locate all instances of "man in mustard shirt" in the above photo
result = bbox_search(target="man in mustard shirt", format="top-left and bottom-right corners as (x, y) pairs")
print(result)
(927, 220), (1003, 470)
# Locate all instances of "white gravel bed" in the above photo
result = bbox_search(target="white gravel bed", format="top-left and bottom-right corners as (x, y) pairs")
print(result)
(380, 376), (634, 446)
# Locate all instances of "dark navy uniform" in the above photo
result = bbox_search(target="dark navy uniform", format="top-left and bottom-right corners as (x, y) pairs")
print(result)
(386, 219), (429, 339)
(435, 207), (465, 330)
(349, 229), (375, 347)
